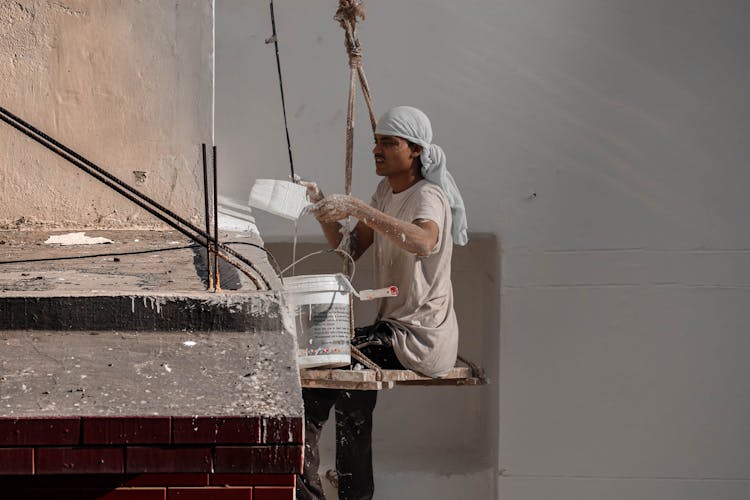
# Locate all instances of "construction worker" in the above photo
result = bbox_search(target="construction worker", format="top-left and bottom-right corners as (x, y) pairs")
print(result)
(298, 106), (467, 500)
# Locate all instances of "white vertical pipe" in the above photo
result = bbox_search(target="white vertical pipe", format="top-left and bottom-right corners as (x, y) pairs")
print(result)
(211, 0), (216, 145)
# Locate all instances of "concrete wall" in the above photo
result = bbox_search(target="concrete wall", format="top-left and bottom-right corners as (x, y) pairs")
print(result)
(0, 0), (212, 228)
(217, 1), (750, 499)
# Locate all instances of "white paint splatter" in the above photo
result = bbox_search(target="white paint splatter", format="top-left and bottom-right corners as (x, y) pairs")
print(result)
(183, 341), (197, 347)
(45, 232), (113, 245)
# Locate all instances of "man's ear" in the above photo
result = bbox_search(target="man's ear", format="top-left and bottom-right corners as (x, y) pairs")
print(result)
(409, 143), (423, 158)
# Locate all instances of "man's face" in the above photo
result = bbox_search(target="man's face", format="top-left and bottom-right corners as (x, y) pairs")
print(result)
(372, 134), (419, 177)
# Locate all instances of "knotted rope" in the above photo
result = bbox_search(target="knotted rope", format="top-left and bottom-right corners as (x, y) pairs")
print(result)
(334, 0), (376, 195)
(333, 1), (377, 286)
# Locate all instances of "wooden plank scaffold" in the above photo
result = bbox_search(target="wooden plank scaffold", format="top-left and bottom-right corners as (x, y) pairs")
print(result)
(300, 353), (488, 391)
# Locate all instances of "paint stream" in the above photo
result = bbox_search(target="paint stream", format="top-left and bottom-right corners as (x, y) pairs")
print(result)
(291, 219), (298, 277)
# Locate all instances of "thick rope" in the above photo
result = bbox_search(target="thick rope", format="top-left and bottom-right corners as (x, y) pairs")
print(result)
(335, 3), (376, 132)
(351, 345), (384, 381)
(345, 63), (356, 195)
(335, 0), (377, 197)
(457, 354), (488, 383)
(334, 1), (376, 282)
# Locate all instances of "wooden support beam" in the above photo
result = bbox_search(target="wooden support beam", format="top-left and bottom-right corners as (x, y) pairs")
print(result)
(299, 366), (486, 390)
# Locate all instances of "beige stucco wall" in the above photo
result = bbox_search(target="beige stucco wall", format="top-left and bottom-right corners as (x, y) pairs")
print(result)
(0, 0), (212, 228)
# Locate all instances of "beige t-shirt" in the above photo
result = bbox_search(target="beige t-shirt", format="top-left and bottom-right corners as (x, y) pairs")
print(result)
(371, 179), (458, 377)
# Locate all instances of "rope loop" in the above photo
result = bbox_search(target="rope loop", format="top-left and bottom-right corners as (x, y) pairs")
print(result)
(336, 0), (365, 68)
(334, 0), (366, 26)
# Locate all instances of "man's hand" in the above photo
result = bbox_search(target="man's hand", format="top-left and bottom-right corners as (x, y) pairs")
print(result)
(299, 180), (325, 204)
(311, 194), (363, 223)
(312, 193), (438, 257)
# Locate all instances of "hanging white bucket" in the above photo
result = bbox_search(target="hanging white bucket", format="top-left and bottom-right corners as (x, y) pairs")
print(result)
(248, 179), (310, 221)
(283, 274), (351, 368)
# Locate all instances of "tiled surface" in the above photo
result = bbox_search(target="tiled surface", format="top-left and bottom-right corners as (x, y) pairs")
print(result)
(35, 447), (125, 474)
(253, 487), (295, 500)
(99, 488), (167, 500)
(0, 415), (301, 475)
(126, 448), (213, 474)
(168, 487), (253, 499)
(0, 417), (81, 446)
(83, 417), (172, 445)
(172, 417), (262, 445)
(0, 448), (34, 474)
(0, 474), (295, 498)
(261, 417), (302, 445)
(124, 474), (210, 487)
(214, 446), (304, 474)
(210, 474), (295, 487)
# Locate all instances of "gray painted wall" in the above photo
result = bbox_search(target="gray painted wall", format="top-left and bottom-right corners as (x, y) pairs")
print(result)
(216, 1), (750, 499)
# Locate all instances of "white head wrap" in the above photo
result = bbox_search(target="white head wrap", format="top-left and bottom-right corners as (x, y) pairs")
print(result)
(375, 106), (469, 246)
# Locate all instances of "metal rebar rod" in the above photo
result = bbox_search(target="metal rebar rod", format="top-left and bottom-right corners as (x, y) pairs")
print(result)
(212, 145), (220, 292)
(201, 143), (213, 290)
(0, 106), (206, 242)
(0, 107), (269, 289)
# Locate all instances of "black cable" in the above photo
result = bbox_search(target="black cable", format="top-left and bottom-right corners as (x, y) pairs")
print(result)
(0, 244), (199, 266)
(1, 241), (283, 288)
(0, 242), (282, 289)
(0, 106), (271, 289)
(268, 0), (296, 180)
(223, 241), (283, 279)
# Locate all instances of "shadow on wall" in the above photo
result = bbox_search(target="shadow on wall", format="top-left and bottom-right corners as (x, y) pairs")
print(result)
(266, 234), (500, 489)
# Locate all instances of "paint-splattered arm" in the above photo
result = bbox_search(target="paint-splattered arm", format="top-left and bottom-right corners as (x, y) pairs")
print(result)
(313, 194), (438, 257)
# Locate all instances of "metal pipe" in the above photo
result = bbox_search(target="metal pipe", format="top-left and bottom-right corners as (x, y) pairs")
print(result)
(212, 145), (221, 292)
(201, 143), (213, 290)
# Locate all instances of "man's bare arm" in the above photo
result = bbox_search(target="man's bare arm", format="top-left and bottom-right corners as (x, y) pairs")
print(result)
(313, 194), (438, 257)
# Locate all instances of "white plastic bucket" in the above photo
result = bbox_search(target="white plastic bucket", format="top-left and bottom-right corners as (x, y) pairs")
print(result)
(283, 274), (351, 368)
(248, 179), (310, 221)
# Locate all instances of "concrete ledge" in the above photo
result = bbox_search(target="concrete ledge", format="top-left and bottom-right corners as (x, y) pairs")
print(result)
(0, 292), (284, 332)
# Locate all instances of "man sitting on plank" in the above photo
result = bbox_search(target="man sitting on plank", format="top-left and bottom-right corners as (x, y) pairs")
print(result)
(298, 106), (468, 500)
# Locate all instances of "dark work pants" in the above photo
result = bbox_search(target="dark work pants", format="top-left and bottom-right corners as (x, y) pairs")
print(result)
(297, 323), (404, 500)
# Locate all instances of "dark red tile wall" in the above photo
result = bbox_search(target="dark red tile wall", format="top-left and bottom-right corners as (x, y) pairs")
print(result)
(0, 417), (81, 446)
(214, 446), (303, 474)
(83, 417), (172, 445)
(0, 475), (296, 499)
(0, 448), (34, 474)
(172, 417), (262, 445)
(0, 415), (299, 498)
(168, 487), (252, 499)
(35, 447), (125, 474)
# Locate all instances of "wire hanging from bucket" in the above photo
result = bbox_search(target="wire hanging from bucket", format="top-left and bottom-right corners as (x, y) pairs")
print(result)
(280, 248), (356, 281)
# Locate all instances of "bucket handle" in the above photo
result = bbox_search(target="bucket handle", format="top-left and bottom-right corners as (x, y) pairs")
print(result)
(334, 274), (399, 302)
(280, 248), (356, 281)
